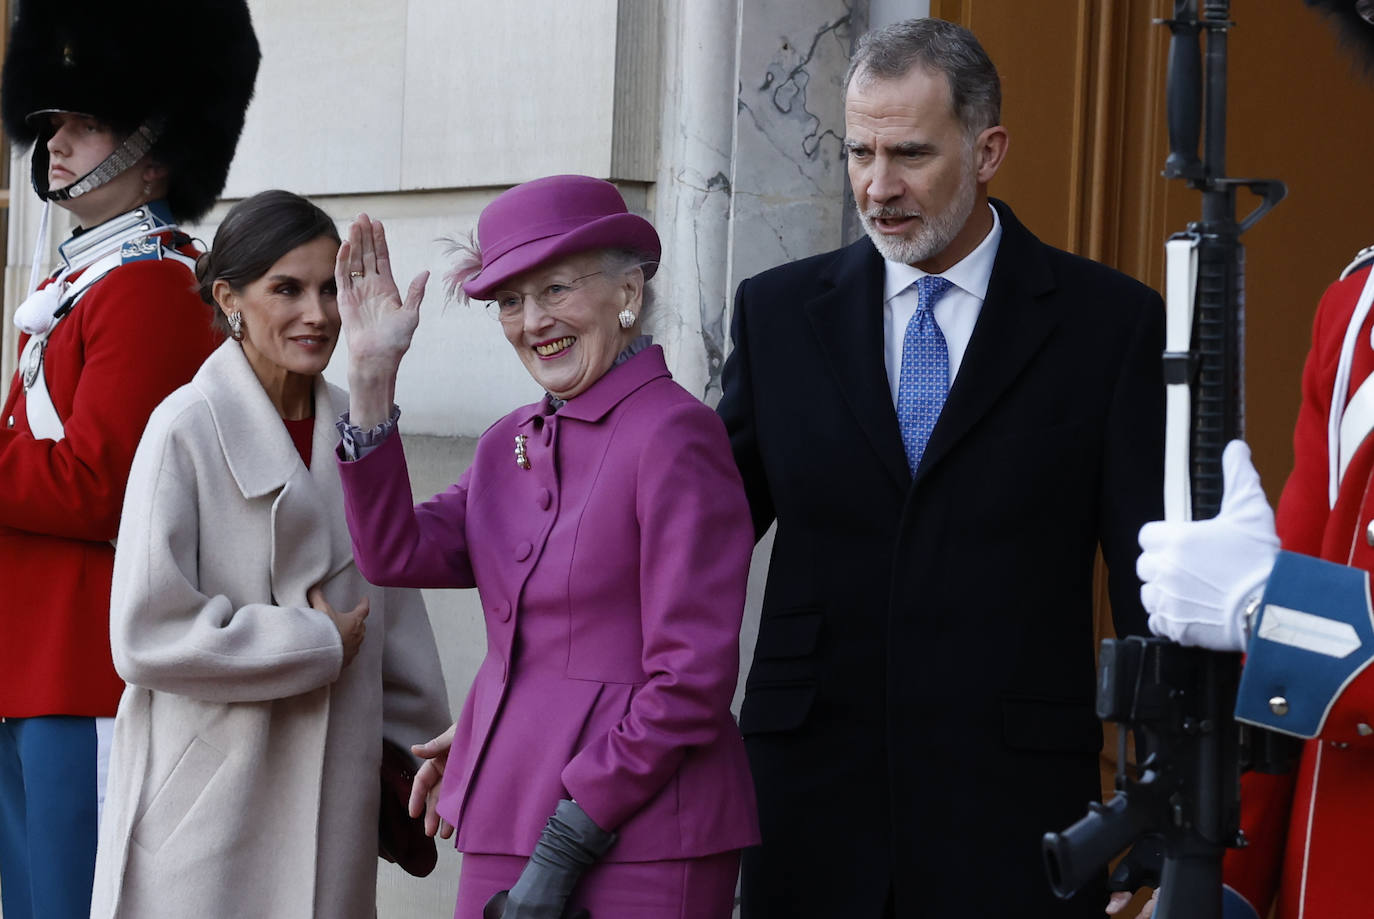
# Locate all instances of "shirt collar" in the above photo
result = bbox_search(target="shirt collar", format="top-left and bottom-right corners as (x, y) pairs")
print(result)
(882, 201), (1003, 302)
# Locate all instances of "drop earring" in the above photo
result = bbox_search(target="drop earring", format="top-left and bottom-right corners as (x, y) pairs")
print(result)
(228, 310), (244, 341)
(617, 308), (636, 329)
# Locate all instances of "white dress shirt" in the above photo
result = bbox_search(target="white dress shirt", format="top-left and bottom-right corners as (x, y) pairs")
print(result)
(882, 203), (1003, 406)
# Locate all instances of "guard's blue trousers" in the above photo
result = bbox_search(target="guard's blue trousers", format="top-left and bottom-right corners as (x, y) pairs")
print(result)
(0, 716), (110, 919)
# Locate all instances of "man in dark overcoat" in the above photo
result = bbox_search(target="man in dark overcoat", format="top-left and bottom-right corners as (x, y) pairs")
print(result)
(718, 17), (1165, 918)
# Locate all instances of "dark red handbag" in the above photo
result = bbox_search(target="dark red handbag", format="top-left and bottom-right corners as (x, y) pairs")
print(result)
(378, 739), (438, 877)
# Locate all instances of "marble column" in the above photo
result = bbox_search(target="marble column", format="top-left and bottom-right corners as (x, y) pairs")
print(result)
(646, 0), (739, 404)
(726, 0), (860, 318)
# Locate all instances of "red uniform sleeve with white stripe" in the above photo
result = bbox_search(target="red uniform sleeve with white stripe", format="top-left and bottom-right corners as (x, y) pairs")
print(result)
(1217, 271), (1360, 916)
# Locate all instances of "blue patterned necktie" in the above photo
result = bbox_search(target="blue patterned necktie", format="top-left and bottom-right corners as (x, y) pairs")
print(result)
(897, 275), (954, 474)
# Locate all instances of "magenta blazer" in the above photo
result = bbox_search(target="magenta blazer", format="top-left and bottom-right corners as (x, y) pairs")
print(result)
(338, 346), (759, 861)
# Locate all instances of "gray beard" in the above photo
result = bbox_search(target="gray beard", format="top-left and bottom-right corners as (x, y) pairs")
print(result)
(859, 172), (978, 266)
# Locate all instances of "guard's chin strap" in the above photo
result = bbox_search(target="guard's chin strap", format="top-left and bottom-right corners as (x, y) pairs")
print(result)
(33, 120), (162, 204)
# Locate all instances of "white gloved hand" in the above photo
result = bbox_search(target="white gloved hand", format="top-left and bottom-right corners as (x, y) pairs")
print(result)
(1137, 440), (1280, 651)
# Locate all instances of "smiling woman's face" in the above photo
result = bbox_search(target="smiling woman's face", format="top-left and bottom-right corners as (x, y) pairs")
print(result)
(495, 251), (641, 400)
(220, 235), (342, 386)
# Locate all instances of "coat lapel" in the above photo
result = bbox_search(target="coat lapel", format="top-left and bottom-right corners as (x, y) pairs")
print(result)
(194, 342), (353, 607)
(558, 345), (673, 423)
(914, 201), (1061, 486)
(804, 240), (911, 490)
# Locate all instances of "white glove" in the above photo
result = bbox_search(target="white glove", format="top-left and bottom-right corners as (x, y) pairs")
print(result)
(1137, 440), (1280, 651)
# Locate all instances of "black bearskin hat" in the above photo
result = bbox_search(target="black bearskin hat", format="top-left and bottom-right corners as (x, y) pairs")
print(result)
(1305, 0), (1374, 73)
(0, 0), (260, 222)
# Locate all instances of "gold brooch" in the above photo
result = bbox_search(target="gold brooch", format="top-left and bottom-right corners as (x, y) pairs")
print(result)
(514, 434), (530, 469)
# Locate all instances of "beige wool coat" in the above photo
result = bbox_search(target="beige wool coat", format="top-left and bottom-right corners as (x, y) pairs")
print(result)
(90, 341), (450, 919)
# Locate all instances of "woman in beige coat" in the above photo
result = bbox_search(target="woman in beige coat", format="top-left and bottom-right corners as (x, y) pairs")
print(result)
(90, 190), (450, 919)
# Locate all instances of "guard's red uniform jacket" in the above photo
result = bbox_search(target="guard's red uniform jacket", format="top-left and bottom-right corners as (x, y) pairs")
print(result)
(0, 225), (219, 718)
(1224, 252), (1374, 918)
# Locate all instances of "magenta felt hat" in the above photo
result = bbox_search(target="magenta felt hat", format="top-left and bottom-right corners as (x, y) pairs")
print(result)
(462, 174), (662, 299)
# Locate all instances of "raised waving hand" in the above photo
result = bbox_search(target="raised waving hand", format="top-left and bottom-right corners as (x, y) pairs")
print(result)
(335, 214), (430, 428)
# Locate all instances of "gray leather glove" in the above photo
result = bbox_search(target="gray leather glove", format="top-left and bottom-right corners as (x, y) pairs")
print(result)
(483, 800), (616, 919)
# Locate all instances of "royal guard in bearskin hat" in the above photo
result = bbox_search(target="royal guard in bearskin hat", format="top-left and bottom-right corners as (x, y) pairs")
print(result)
(1132, 3), (1374, 918)
(0, 3), (257, 917)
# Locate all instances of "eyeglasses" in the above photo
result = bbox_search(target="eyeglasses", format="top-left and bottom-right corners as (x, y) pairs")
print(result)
(486, 271), (604, 323)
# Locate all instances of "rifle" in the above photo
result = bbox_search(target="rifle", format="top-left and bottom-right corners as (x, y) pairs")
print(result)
(1040, 3), (1292, 916)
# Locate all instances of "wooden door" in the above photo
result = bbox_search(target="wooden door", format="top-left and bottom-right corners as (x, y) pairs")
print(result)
(931, 0), (1374, 494)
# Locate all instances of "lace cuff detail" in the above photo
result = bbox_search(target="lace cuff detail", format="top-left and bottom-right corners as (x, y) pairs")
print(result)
(336, 404), (401, 461)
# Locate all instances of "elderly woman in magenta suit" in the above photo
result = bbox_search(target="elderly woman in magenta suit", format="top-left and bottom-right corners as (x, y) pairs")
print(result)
(92, 191), (450, 919)
(333, 174), (758, 919)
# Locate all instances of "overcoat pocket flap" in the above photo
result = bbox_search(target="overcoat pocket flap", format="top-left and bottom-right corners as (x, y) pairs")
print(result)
(1001, 696), (1103, 754)
(740, 683), (817, 736)
(755, 608), (824, 659)
(131, 736), (225, 854)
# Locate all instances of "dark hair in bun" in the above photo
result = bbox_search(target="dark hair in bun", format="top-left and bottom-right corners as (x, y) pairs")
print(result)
(199, 189), (339, 335)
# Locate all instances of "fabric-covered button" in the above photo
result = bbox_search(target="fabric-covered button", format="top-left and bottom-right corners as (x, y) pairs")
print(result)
(514, 541), (532, 562)
(492, 603), (511, 622)
(536, 488), (552, 510)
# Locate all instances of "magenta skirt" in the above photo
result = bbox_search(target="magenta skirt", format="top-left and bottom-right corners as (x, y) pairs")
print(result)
(454, 850), (741, 919)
